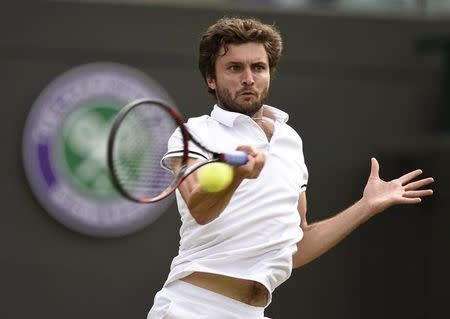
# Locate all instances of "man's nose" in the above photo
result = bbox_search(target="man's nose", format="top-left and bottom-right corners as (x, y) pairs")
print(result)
(241, 68), (255, 86)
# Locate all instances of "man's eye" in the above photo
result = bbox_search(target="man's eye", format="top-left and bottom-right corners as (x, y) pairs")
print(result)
(254, 65), (265, 72)
(229, 65), (240, 71)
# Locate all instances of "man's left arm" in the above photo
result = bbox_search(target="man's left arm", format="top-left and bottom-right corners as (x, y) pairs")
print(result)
(292, 158), (434, 269)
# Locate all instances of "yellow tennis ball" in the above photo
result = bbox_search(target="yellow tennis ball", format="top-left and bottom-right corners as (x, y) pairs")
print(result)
(197, 162), (234, 192)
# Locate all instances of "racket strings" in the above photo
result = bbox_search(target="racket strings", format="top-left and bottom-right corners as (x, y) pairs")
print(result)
(111, 102), (177, 199)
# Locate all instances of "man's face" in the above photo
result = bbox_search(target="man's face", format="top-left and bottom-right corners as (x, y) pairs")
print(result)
(207, 42), (270, 117)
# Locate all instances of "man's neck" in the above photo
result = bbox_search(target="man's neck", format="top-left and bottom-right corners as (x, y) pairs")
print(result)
(251, 107), (264, 121)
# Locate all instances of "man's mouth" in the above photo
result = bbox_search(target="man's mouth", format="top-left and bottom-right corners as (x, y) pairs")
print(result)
(239, 90), (257, 96)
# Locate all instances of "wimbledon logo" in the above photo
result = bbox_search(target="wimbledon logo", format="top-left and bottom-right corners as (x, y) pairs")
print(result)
(22, 62), (174, 237)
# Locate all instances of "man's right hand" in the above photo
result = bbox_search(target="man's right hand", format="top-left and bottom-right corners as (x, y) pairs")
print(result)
(234, 145), (266, 180)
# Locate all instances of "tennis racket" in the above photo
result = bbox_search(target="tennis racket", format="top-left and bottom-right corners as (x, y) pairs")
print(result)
(107, 98), (248, 203)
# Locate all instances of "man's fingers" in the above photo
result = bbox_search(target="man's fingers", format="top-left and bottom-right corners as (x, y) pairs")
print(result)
(234, 146), (266, 179)
(247, 151), (265, 178)
(404, 177), (434, 191)
(369, 157), (380, 179)
(398, 169), (423, 185)
(236, 145), (257, 157)
(403, 189), (434, 198)
(399, 197), (422, 204)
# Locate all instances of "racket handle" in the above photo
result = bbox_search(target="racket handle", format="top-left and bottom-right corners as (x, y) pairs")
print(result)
(222, 151), (248, 166)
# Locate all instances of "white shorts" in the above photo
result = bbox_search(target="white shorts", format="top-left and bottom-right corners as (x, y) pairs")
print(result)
(147, 280), (270, 319)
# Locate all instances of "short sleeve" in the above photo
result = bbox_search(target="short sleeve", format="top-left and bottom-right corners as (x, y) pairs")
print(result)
(299, 160), (308, 192)
(298, 136), (308, 192)
(160, 126), (211, 171)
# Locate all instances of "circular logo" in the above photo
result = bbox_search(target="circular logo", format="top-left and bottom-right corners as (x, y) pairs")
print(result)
(22, 62), (175, 237)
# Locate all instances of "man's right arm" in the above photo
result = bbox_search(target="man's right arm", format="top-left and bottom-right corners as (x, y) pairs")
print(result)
(176, 145), (265, 225)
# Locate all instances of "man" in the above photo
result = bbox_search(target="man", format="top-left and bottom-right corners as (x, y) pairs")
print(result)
(147, 17), (434, 318)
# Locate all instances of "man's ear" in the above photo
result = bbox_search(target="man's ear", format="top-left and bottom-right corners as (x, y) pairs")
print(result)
(206, 76), (216, 90)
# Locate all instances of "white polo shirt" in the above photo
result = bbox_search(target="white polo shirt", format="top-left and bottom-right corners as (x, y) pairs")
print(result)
(161, 104), (308, 304)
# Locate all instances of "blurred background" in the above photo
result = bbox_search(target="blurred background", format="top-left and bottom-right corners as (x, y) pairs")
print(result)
(1, 0), (449, 318)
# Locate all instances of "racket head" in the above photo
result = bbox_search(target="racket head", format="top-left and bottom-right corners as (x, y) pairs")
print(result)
(107, 98), (190, 203)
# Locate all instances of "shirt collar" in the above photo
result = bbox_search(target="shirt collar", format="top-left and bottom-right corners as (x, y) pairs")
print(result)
(210, 104), (289, 127)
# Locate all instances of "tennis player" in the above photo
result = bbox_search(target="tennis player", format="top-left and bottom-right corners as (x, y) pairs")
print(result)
(147, 17), (434, 318)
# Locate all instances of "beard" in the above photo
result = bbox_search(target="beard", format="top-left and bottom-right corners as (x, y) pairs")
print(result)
(215, 85), (269, 117)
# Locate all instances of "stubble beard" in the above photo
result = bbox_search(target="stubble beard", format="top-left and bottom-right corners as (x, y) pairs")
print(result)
(215, 86), (269, 117)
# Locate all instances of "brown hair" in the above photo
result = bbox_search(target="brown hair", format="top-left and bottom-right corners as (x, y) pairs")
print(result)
(198, 17), (283, 95)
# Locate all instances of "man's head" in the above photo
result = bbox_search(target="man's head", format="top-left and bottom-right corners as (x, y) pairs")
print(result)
(198, 17), (283, 116)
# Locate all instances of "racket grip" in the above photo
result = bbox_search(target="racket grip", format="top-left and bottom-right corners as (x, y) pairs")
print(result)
(222, 151), (248, 166)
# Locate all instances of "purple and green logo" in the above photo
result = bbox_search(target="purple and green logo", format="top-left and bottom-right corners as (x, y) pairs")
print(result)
(22, 62), (174, 237)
